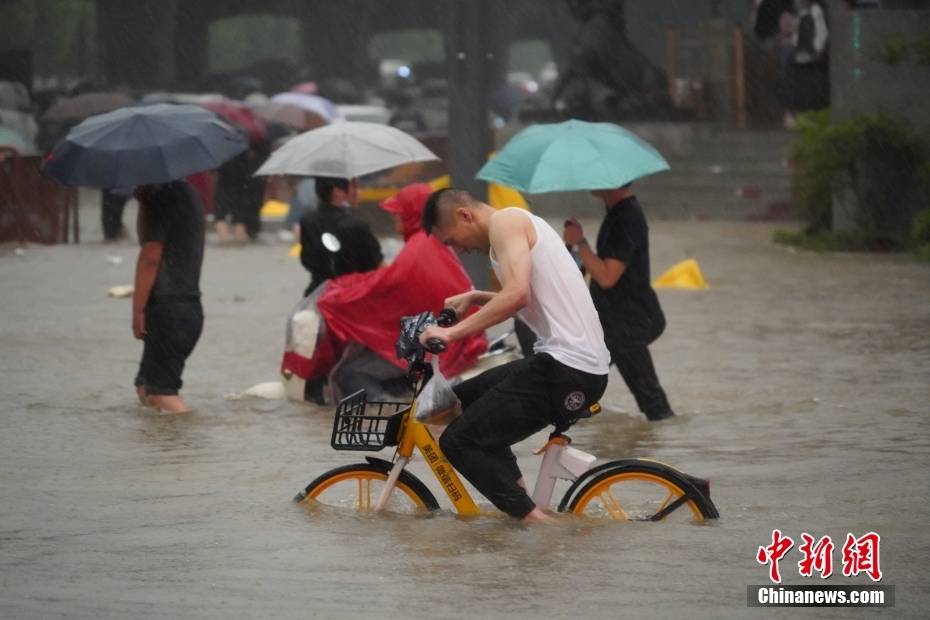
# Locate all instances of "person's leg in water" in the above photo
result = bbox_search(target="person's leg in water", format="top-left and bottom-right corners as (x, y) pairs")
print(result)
(101, 190), (129, 241)
(134, 383), (150, 406)
(232, 222), (249, 243)
(440, 357), (544, 519)
(215, 219), (232, 243)
(230, 192), (253, 243)
(514, 477), (558, 523)
(135, 374), (190, 413)
(137, 301), (204, 413)
(608, 341), (674, 421)
(148, 394), (193, 413)
(215, 205), (232, 243)
(442, 354), (606, 522)
(214, 188), (235, 243)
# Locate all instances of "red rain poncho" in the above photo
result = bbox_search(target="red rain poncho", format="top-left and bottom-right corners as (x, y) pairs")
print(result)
(315, 183), (487, 378)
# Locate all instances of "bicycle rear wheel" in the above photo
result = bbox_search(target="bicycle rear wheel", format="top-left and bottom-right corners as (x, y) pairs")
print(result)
(295, 463), (439, 515)
(565, 460), (718, 523)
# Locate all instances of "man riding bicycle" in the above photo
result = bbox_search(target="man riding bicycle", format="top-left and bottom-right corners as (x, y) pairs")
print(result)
(419, 189), (610, 523)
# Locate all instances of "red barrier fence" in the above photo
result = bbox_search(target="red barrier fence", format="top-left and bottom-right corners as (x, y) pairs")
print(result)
(0, 151), (78, 244)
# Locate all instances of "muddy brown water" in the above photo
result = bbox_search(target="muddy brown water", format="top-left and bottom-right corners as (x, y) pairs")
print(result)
(1, 217), (928, 619)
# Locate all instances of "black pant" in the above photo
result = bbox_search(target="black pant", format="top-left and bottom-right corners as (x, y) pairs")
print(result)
(101, 190), (128, 240)
(607, 338), (674, 420)
(442, 354), (607, 518)
(135, 299), (203, 396)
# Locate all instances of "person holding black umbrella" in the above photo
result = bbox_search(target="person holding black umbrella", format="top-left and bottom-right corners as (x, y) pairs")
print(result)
(43, 103), (247, 412)
(132, 181), (205, 413)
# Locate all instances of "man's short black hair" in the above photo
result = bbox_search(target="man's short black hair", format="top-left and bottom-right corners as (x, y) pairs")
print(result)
(421, 187), (456, 235)
(315, 176), (350, 203)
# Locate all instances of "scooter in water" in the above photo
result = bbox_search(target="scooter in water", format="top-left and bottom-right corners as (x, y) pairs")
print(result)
(277, 330), (520, 405)
(242, 312), (520, 404)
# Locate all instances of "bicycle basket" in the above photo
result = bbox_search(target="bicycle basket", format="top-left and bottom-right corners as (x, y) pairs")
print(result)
(331, 389), (410, 451)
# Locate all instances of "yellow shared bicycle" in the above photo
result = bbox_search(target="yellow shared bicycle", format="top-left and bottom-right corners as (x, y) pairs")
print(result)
(295, 312), (719, 522)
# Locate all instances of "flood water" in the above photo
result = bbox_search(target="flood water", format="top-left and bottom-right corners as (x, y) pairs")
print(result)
(1, 215), (928, 618)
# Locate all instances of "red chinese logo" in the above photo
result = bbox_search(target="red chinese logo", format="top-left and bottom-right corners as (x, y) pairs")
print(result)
(798, 533), (834, 579)
(842, 532), (882, 582)
(758, 530), (882, 583)
(756, 529), (795, 584)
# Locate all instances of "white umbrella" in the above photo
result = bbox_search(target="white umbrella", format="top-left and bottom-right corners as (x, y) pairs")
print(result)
(270, 92), (340, 122)
(254, 120), (439, 179)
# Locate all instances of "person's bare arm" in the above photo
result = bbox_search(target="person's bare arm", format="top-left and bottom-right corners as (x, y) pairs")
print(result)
(443, 290), (496, 318)
(564, 218), (626, 289)
(577, 240), (626, 289)
(132, 242), (163, 339)
(422, 212), (531, 345)
(467, 290), (496, 305)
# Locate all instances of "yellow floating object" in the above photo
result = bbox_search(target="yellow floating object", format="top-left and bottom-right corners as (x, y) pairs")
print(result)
(653, 259), (709, 290)
(260, 199), (290, 219)
(423, 173), (528, 210)
(107, 285), (134, 298)
(288, 243), (301, 257)
(488, 182), (528, 210)
(354, 153), (527, 209)
(429, 175), (450, 191)
(358, 186), (397, 203)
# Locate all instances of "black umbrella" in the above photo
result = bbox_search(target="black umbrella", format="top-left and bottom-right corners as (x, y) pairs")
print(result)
(43, 103), (247, 188)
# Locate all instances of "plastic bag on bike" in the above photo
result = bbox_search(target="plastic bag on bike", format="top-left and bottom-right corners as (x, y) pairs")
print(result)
(414, 357), (461, 424)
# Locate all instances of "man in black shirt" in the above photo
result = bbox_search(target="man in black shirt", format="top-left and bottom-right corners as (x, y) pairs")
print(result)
(132, 180), (205, 413)
(564, 184), (675, 421)
(298, 176), (383, 296)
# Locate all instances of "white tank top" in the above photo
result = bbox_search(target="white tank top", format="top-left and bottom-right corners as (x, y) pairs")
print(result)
(490, 209), (610, 375)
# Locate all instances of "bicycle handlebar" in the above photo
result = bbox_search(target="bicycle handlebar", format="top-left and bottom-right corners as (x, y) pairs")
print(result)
(437, 308), (457, 327)
(424, 308), (456, 353)
(396, 308), (458, 364)
(425, 338), (446, 353)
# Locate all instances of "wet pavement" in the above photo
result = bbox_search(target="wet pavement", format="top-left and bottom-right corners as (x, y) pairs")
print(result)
(1, 212), (928, 619)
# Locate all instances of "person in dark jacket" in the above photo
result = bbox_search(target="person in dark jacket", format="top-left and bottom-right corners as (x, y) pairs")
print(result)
(298, 176), (382, 296)
(563, 184), (675, 421)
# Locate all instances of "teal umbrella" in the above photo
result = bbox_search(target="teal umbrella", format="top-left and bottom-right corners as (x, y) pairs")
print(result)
(476, 119), (670, 194)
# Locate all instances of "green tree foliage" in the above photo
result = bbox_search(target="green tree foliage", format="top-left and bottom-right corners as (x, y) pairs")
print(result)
(208, 14), (301, 74)
(0, 0), (97, 79)
(791, 110), (841, 232)
(790, 111), (928, 243)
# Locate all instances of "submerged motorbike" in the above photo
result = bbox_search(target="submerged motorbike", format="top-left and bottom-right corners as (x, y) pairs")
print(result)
(244, 295), (519, 405)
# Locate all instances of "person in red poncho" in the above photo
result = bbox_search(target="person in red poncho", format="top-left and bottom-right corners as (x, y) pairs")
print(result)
(281, 183), (488, 404)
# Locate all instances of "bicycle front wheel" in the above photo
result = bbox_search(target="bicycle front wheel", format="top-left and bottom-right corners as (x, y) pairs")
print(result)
(566, 460), (717, 523)
(295, 463), (439, 515)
